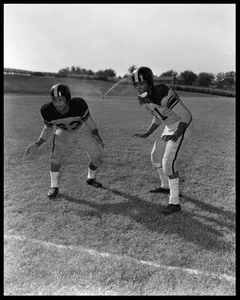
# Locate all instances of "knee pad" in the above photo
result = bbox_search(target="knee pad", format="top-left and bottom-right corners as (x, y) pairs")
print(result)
(162, 157), (177, 177)
(90, 151), (103, 168)
(151, 139), (165, 167)
(151, 151), (159, 165)
(151, 146), (162, 166)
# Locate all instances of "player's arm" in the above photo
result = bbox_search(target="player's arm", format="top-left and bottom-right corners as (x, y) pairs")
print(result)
(133, 116), (161, 138)
(24, 121), (53, 156)
(163, 95), (192, 142)
(77, 98), (104, 148)
(36, 123), (54, 145)
(84, 115), (104, 148)
(170, 101), (192, 141)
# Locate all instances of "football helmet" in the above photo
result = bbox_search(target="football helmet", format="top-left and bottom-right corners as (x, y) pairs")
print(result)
(51, 84), (71, 104)
(132, 67), (154, 90)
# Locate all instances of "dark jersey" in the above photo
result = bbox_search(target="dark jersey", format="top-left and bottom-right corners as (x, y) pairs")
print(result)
(151, 84), (180, 107)
(40, 97), (90, 132)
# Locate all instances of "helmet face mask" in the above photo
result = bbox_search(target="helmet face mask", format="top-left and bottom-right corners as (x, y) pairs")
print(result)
(134, 82), (150, 99)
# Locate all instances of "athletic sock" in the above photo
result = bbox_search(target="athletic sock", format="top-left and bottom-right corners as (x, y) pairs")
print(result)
(156, 167), (169, 188)
(87, 168), (97, 179)
(168, 177), (180, 205)
(50, 171), (59, 188)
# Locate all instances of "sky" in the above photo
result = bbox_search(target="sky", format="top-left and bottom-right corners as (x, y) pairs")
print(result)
(4, 3), (236, 77)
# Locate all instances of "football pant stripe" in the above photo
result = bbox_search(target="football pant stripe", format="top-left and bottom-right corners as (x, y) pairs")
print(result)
(50, 133), (57, 159)
(171, 133), (184, 174)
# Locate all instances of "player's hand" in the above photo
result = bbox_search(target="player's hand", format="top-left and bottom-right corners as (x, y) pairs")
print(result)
(161, 134), (178, 142)
(132, 133), (148, 139)
(24, 143), (39, 157)
(163, 122), (188, 142)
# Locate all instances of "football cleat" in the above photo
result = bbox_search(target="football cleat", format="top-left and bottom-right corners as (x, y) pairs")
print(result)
(162, 204), (181, 215)
(86, 178), (102, 188)
(47, 187), (59, 199)
(150, 187), (170, 194)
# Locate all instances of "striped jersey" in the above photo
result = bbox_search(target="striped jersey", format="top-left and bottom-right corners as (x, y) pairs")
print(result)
(141, 84), (191, 126)
(40, 97), (90, 132)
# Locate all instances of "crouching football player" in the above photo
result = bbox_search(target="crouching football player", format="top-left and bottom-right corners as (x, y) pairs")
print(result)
(25, 83), (104, 199)
(132, 67), (193, 215)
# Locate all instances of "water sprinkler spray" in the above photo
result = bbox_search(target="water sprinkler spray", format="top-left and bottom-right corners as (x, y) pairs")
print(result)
(83, 82), (104, 98)
(103, 75), (131, 99)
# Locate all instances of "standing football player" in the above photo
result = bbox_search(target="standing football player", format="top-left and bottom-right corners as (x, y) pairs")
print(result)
(25, 83), (104, 199)
(132, 67), (193, 215)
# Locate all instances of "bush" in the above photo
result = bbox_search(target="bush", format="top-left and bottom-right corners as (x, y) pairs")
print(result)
(174, 85), (235, 97)
(32, 72), (46, 77)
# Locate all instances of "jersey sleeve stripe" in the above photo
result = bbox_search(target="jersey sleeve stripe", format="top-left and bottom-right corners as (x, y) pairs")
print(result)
(154, 108), (168, 120)
(81, 109), (90, 122)
(167, 96), (179, 109)
(44, 119), (53, 127)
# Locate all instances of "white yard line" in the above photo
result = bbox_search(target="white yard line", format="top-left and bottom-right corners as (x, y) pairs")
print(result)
(4, 234), (235, 284)
(4, 138), (28, 143)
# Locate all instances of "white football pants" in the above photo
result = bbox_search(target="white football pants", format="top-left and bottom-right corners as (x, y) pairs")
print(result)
(151, 120), (193, 176)
(50, 126), (103, 168)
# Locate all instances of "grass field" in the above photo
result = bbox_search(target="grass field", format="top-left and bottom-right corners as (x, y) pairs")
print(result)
(4, 77), (235, 295)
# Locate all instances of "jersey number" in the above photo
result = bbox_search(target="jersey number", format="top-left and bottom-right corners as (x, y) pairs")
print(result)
(56, 120), (82, 130)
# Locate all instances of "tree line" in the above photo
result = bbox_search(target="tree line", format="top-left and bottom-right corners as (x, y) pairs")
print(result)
(162, 69), (235, 90)
(58, 66), (116, 80)
(128, 66), (235, 90)
(58, 65), (235, 90)
(7, 64), (234, 90)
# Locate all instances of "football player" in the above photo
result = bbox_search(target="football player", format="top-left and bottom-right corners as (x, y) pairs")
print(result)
(25, 83), (104, 199)
(132, 67), (193, 215)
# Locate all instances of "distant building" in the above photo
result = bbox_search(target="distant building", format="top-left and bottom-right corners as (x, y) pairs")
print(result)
(4, 68), (32, 76)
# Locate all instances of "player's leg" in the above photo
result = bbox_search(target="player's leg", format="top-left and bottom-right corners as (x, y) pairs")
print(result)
(48, 129), (69, 198)
(161, 138), (182, 214)
(79, 131), (103, 188)
(161, 122), (193, 214)
(150, 137), (170, 193)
